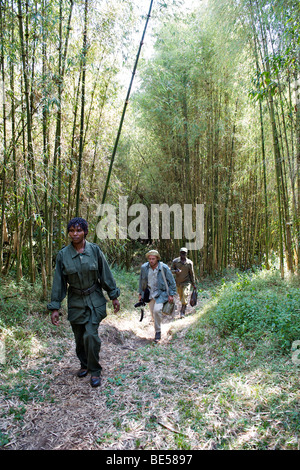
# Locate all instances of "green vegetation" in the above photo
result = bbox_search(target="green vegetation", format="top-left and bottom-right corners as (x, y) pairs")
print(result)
(0, 277), (69, 365)
(203, 269), (300, 352)
(0, 267), (299, 450)
(0, 0), (299, 286)
(0, 277), (70, 416)
(0, 0), (299, 451)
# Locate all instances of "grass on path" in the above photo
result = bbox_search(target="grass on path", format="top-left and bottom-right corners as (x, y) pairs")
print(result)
(0, 267), (299, 450)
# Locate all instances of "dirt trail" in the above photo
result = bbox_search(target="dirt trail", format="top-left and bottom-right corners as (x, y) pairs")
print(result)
(5, 301), (197, 450)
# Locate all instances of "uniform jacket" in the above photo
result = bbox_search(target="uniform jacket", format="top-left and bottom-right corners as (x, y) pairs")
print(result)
(139, 261), (176, 304)
(171, 257), (196, 286)
(47, 241), (120, 324)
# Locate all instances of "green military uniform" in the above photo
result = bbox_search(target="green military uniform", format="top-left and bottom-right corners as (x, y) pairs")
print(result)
(47, 240), (120, 376)
(172, 257), (195, 288)
(171, 256), (196, 309)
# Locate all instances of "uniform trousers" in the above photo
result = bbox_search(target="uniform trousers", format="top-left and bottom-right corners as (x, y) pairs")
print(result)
(177, 284), (190, 306)
(71, 313), (102, 377)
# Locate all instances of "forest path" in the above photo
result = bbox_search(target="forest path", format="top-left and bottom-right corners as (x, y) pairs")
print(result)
(6, 299), (199, 450)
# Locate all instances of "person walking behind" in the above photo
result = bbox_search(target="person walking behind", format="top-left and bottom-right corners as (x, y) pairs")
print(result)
(47, 217), (120, 388)
(172, 247), (196, 318)
(138, 250), (176, 343)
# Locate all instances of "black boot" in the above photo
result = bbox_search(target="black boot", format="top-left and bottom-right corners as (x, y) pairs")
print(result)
(90, 376), (101, 388)
(77, 368), (88, 378)
(154, 331), (161, 343)
(180, 305), (186, 318)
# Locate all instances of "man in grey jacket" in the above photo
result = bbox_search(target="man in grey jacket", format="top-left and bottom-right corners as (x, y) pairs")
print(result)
(139, 250), (176, 342)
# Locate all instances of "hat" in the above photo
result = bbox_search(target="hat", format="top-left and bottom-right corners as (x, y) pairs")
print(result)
(146, 250), (161, 260)
(180, 247), (188, 253)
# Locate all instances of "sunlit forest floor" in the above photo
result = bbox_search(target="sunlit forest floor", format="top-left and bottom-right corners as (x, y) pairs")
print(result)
(0, 268), (299, 450)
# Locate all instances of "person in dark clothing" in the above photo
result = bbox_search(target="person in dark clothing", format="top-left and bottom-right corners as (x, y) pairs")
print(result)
(48, 217), (120, 388)
(172, 247), (196, 317)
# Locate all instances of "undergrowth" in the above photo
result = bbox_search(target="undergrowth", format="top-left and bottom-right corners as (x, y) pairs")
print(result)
(0, 276), (68, 368)
(200, 269), (300, 353)
(0, 266), (299, 450)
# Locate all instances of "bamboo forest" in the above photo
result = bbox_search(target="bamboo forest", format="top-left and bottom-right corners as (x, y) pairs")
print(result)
(0, 0), (300, 452)
(0, 0), (299, 285)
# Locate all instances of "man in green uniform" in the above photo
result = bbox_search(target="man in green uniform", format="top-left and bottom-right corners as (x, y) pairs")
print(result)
(172, 247), (196, 318)
(47, 217), (120, 388)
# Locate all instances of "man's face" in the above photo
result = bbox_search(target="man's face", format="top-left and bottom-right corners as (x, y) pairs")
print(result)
(180, 251), (187, 260)
(68, 224), (85, 244)
(148, 255), (159, 268)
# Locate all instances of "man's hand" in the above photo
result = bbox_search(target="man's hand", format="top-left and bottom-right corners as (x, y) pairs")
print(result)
(51, 310), (60, 326)
(112, 299), (120, 313)
(168, 295), (174, 303)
